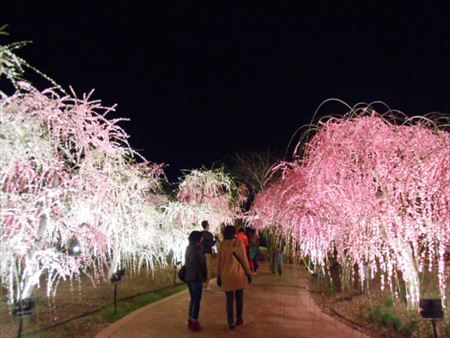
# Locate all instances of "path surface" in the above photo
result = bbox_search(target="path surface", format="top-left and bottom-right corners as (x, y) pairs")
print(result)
(96, 264), (369, 338)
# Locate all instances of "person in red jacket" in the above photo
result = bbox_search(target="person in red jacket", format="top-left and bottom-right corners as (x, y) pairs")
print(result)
(236, 227), (252, 269)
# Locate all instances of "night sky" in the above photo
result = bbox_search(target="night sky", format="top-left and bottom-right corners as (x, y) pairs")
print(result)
(2, 2), (449, 181)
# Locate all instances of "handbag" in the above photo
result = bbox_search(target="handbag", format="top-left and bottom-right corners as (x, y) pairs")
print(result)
(178, 265), (187, 282)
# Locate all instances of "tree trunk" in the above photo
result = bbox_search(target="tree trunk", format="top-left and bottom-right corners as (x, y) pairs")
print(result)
(19, 214), (48, 301)
(393, 239), (421, 310)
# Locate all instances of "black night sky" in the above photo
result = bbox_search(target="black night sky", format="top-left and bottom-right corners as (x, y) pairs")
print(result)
(2, 2), (449, 181)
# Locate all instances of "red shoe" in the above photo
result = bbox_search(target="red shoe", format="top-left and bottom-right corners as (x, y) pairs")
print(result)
(190, 320), (202, 331)
(187, 318), (192, 329)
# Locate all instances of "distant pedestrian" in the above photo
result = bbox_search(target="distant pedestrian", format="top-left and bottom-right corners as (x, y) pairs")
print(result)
(217, 225), (252, 330)
(184, 230), (207, 331)
(236, 227), (249, 248)
(236, 227), (251, 269)
(245, 227), (254, 271)
(269, 237), (284, 276)
(248, 229), (260, 272)
(201, 220), (216, 290)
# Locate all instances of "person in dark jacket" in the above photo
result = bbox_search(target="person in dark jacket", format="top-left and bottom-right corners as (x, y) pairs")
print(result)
(201, 220), (216, 290)
(184, 230), (207, 331)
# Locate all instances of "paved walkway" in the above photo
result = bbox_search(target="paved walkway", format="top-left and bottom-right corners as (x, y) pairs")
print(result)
(96, 264), (368, 338)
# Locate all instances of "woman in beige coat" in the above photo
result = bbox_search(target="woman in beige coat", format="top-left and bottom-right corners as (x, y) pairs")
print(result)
(217, 225), (252, 329)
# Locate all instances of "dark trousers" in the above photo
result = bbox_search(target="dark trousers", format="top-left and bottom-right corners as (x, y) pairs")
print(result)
(270, 250), (283, 275)
(252, 258), (259, 271)
(187, 282), (203, 320)
(225, 289), (243, 324)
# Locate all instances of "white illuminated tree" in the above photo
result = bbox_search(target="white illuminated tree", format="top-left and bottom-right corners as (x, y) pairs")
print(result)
(0, 36), (168, 302)
(160, 168), (245, 263)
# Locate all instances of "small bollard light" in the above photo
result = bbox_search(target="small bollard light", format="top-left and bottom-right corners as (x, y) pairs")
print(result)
(69, 244), (80, 255)
(110, 269), (126, 315)
(12, 298), (35, 317)
(110, 269), (126, 283)
(68, 238), (81, 256)
(13, 298), (36, 338)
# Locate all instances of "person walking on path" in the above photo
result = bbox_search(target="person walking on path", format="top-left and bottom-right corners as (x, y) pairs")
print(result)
(248, 228), (260, 272)
(184, 231), (207, 331)
(201, 220), (216, 290)
(236, 226), (252, 270)
(269, 236), (285, 276)
(217, 225), (252, 330)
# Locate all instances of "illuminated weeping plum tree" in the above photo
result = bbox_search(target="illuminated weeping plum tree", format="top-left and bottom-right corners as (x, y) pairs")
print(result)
(160, 168), (245, 262)
(177, 168), (244, 227)
(0, 84), (168, 303)
(130, 185), (170, 273)
(70, 154), (167, 279)
(0, 36), (168, 303)
(159, 201), (219, 263)
(252, 106), (450, 310)
(1, 85), (105, 302)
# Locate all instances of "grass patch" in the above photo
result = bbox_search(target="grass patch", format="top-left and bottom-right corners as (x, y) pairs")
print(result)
(369, 305), (402, 330)
(400, 319), (419, 338)
(383, 296), (394, 308)
(368, 303), (417, 334)
(310, 270), (339, 297)
(308, 265), (450, 338)
(102, 284), (186, 322)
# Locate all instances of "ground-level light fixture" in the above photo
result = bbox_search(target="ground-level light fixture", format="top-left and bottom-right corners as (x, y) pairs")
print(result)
(110, 269), (126, 283)
(13, 297), (36, 338)
(110, 269), (126, 315)
(68, 238), (81, 256)
(12, 298), (35, 317)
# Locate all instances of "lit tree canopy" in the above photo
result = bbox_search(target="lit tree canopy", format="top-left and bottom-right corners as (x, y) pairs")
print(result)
(252, 110), (450, 309)
(177, 168), (245, 231)
(160, 168), (245, 262)
(1, 39), (167, 301)
(0, 84), (168, 301)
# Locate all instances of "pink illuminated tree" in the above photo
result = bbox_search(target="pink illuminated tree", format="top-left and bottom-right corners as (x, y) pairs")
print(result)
(252, 106), (450, 309)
